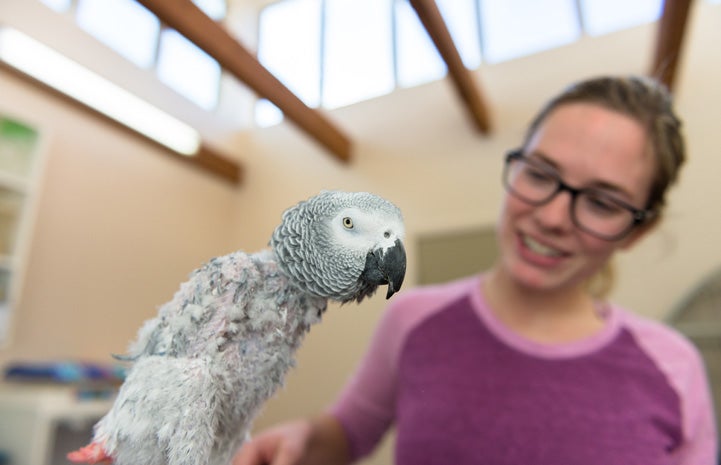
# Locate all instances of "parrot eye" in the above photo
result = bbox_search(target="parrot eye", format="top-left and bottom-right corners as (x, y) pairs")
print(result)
(342, 217), (354, 229)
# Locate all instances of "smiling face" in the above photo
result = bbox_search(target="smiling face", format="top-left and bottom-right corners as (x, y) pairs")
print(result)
(495, 102), (656, 294)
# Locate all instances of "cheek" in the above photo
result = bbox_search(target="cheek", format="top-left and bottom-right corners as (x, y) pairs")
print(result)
(500, 195), (526, 218)
(497, 196), (532, 231)
(495, 199), (513, 238)
(496, 197), (528, 253)
(576, 234), (619, 265)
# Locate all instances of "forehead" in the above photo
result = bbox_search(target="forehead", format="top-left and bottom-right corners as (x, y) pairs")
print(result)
(526, 103), (655, 203)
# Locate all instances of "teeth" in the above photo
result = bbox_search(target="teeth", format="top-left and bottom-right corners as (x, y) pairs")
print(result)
(522, 235), (561, 257)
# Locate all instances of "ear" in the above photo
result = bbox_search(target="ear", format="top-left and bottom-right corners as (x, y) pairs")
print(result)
(619, 216), (660, 250)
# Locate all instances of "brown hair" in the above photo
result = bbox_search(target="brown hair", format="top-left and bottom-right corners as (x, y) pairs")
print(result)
(523, 75), (686, 214)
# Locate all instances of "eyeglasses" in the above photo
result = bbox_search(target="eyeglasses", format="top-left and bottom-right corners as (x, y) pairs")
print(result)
(502, 149), (655, 241)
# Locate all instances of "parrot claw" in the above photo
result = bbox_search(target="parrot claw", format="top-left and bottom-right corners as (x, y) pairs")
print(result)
(67, 442), (113, 464)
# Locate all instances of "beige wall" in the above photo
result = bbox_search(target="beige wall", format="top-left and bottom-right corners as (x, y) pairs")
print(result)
(0, 70), (242, 362)
(1, 2), (720, 464)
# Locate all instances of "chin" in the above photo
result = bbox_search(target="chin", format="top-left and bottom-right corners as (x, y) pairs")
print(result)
(502, 257), (580, 294)
(514, 270), (557, 292)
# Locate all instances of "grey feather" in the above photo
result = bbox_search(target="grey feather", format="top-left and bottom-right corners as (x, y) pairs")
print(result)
(71, 191), (406, 465)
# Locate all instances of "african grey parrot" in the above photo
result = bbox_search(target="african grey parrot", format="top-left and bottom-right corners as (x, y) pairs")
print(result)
(67, 190), (406, 465)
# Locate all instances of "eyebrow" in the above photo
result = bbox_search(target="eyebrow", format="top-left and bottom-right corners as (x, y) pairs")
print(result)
(526, 150), (636, 201)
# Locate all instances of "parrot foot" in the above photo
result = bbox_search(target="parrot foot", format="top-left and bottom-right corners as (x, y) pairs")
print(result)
(67, 442), (112, 464)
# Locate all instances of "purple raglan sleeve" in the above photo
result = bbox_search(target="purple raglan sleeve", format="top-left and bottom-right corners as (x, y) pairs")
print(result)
(622, 310), (718, 464)
(328, 277), (479, 462)
(328, 292), (411, 461)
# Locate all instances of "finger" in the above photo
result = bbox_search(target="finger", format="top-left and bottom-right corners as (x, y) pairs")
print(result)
(232, 441), (267, 465)
(268, 440), (304, 465)
(234, 434), (289, 465)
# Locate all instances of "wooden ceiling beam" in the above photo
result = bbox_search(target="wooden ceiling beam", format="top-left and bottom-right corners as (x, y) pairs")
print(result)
(409, 0), (492, 134)
(650, 0), (694, 90)
(136, 0), (352, 162)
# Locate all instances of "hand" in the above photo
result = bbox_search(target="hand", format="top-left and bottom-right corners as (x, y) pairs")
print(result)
(233, 420), (314, 465)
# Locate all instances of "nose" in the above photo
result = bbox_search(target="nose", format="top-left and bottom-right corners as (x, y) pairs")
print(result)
(533, 189), (574, 234)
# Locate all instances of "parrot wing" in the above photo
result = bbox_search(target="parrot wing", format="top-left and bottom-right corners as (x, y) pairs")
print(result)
(120, 250), (266, 361)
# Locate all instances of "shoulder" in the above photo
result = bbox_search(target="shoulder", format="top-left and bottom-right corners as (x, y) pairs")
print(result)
(377, 275), (481, 342)
(617, 308), (701, 364)
(616, 307), (707, 398)
(616, 307), (718, 459)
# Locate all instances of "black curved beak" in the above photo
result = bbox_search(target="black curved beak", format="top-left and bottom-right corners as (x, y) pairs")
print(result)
(363, 239), (407, 299)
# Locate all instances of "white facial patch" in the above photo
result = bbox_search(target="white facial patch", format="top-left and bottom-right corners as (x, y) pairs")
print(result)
(331, 207), (405, 253)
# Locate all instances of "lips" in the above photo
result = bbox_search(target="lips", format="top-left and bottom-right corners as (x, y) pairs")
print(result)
(516, 232), (572, 268)
(521, 234), (563, 257)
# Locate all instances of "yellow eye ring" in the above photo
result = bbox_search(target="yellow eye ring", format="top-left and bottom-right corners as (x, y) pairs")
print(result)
(342, 217), (354, 229)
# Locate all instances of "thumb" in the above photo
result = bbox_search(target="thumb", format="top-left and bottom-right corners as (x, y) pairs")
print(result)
(233, 422), (311, 465)
(269, 439), (306, 465)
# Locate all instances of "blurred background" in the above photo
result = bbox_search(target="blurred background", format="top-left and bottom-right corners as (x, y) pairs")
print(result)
(0, 1), (719, 463)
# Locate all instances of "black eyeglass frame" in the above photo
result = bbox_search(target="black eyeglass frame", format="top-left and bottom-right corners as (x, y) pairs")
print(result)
(503, 149), (656, 241)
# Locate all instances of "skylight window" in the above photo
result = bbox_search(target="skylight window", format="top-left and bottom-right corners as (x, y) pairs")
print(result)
(395, 0), (447, 88)
(479, 0), (581, 64)
(580, 0), (663, 36)
(436, 0), (482, 70)
(255, 100), (284, 128)
(193, 0), (227, 20)
(76, 0), (160, 69)
(39, 0), (72, 12)
(256, 0), (322, 127)
(157, 29), (222, 110)
(38, 0), (225, 111)
(396, 0), (482, 88)
(251, 0), (675, 124)
(258, 0), (322, 107)
(322, 0), (395, 109)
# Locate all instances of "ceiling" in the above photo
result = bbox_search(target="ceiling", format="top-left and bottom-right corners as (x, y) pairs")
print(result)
(135, 0), (694, 178)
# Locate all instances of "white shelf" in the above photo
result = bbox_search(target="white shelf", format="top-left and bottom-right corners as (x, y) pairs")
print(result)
(0, 383), (115, 465)
(0, 110), (47, 347)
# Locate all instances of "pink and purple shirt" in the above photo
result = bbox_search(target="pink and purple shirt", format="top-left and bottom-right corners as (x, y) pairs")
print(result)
(330, 275), (718, 464)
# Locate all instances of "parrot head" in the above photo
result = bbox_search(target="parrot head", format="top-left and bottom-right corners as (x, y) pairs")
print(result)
(270, 191), (406, 303)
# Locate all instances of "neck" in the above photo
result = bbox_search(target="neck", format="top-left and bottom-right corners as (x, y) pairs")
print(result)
(483, 268), (606, 344)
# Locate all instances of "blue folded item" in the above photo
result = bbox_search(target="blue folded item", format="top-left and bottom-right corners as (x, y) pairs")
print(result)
(3, 361), (125, 383)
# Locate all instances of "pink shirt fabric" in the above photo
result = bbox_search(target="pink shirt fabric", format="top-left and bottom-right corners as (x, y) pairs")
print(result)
(330, 275), (718, 464)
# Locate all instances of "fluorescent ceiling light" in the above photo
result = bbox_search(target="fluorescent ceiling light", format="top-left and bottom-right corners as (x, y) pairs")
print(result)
(0, 27), (200, 156)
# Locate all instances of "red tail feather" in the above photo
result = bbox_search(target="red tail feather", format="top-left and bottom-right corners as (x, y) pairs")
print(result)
(67, 442), (112, 464)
